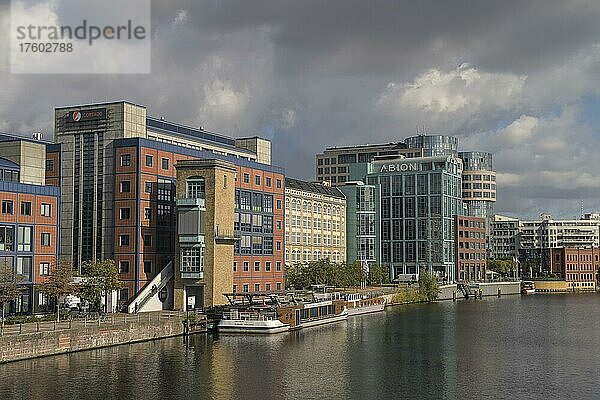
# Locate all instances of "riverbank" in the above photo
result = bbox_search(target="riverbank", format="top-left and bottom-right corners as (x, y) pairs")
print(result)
(0, 312), (188, 364)
(384, 281), (521, 306)
(0, 282), (520, 364)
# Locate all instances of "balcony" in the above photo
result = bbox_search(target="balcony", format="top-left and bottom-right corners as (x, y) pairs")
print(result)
(215, 225), (236, 243)
(176, 197), (205, 209)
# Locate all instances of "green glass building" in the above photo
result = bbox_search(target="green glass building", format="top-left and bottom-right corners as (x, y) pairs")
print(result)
(348, 155), (463, 282)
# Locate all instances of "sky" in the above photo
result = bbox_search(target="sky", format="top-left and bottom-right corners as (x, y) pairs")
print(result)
(1, 0), (600, 219)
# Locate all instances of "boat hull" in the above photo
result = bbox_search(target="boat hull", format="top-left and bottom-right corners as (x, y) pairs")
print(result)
(294, 310), (348, 330)
(218, 319), (290, 334)
(347, 302), (386, 316)
(521, 289), (535, 295)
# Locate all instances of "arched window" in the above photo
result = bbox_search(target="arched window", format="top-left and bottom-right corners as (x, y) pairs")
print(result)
(186, 176), (205, 198)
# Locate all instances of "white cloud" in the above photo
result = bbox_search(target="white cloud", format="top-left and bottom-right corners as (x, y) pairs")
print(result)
(379, 63), (526, 114)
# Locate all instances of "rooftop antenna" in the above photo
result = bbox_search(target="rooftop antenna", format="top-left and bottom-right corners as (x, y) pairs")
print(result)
(581, 199), (584, 219)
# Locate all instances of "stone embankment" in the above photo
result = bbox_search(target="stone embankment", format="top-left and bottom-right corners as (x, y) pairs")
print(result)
(0, 311), (186, 364)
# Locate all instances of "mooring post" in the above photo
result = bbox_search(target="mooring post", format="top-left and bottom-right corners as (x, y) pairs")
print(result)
(452, 291), (456, 301)
(498, 288), (501, 297)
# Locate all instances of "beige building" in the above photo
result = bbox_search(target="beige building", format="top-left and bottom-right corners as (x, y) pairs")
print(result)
(285, 178), (346, 264)
(0, 136), (47, 185)
(174, 159), (237, 309)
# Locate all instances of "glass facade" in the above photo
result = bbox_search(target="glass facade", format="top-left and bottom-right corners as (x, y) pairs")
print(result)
(364, 156), (463, 282)
(404, 135), (458, 157)
(234, 189), (275, 256)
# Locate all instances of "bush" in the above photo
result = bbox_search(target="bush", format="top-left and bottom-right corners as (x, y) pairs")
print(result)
(3, 314), (58, 325)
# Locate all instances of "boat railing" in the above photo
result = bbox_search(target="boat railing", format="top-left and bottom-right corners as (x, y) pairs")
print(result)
(222, 310), (279, 321)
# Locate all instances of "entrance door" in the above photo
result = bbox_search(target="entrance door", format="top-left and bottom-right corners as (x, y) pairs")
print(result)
(185, 286), (204, 310)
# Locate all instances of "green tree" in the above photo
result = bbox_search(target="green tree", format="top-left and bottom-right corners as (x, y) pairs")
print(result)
(78, 259), (122, 312)
(40, 260), (76, 321)
(418, 270), (440, 302)
(0, 260), (21, 330)
(368, 264), (390, 286)
(486, 258), (514, 276)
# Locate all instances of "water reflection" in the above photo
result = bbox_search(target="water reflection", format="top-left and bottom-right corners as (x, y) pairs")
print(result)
(1, 294), (599, 400)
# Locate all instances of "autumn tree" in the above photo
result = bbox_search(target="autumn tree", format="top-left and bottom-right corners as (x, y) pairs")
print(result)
(40, 260), (77, 321)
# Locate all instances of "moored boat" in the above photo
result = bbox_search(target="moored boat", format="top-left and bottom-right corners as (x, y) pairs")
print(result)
(521, 280), (535, 295)
(218, 308), (290, 334)
(277, 299), (348, 330)
(344, 293), (386, 316)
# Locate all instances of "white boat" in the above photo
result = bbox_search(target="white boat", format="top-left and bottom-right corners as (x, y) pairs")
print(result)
(218, 309), (290, 334)
(345, 293), (386, 316)
(521, 281), (535, 295)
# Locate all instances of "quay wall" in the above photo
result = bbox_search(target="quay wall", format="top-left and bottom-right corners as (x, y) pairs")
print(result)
(0, 317), (183, 364)
(384, 281), (521, 305)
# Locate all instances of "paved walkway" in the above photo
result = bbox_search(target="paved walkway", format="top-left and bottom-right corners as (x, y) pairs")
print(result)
(0, 311), (185, 337)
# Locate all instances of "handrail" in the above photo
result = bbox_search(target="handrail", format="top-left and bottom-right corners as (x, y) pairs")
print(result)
(127, 261), (173, 313)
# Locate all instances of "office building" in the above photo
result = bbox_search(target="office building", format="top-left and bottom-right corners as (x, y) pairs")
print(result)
(455, 216), (486, 281)
(0, 134), (60, 314)
(53, 101), (284, 307)
(490, 214), (520, 259)
(315, 142), (423, 185)
(349, 155), (463, 281)
(284, 178), (346, 265)
(548, 247), (599, 290)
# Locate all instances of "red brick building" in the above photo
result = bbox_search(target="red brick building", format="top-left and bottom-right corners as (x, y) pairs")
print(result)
(1, 135), (60, 314)
(455, 215), (487, 281)
(549, 247), (599, 290)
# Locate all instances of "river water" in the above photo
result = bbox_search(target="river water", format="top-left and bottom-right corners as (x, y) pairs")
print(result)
(1, 293), (599, 400)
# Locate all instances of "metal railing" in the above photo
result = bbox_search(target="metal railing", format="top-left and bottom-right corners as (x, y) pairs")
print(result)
(0, 311), (185, 337)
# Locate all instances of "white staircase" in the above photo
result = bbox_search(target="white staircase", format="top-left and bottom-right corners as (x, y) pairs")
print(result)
(127, 261), (173, 313)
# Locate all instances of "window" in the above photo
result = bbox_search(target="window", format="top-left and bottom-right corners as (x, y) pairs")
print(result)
(276, 261), (281, 271)
(266, 262), (271, 271)
(276, 199), (282, 209)
(254, 283), (260, 292)
(2, 200), (13, 214)
(41, 233), (51, 246)
(119, 288), (129, 301)
(143, 261), (152, 274)
(144, 234), (152, 246)
(243, 173), (250, 183)
(145, 182), (153, 193)
(277, 220), (282, 230)
(180, 246), (205, 273)
(243, 261), (249, 271)
(45, 159), (54, 171)
(266, 177), (272, 187)
(120, 154), (131, 167)
(276, 179), (282, 188)
(255, 261), (260, 271)
(0, 226), (14, 251)
(243, 284), (249, 292)
(145, 155), (153, 167)
(233, 261), (237, 272)
(276, 283), (282, 290)
(119, 235), (130, 246)
(187, 177), (205, 199)
(17, 226), (31, 251)
(276, 241), (281, 251)
(266, 283), (271, 291)
(255, 175), (261, 185)
(119, 208), (131, 220)
(161, 158), (169, 170)
(39, 262), (50, 276)
(144, 208), (152, 220)
(120, 181), (131, 193)
(119, 260), (130, 273)
(41, 203), (51, 217)
(21, 201), (32, 216)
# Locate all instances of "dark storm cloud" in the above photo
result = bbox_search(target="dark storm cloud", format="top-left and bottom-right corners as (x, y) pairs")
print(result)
(2, 0), (600, 218)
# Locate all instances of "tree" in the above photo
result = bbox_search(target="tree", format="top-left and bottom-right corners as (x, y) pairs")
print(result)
(0, 260), (21, 330)
(40, 260), (76, 321)
(486, 259), (514, 276)
(418, 270), (440, 302)
(368, 264), (390, 286)
(78, 260), (122, 312)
